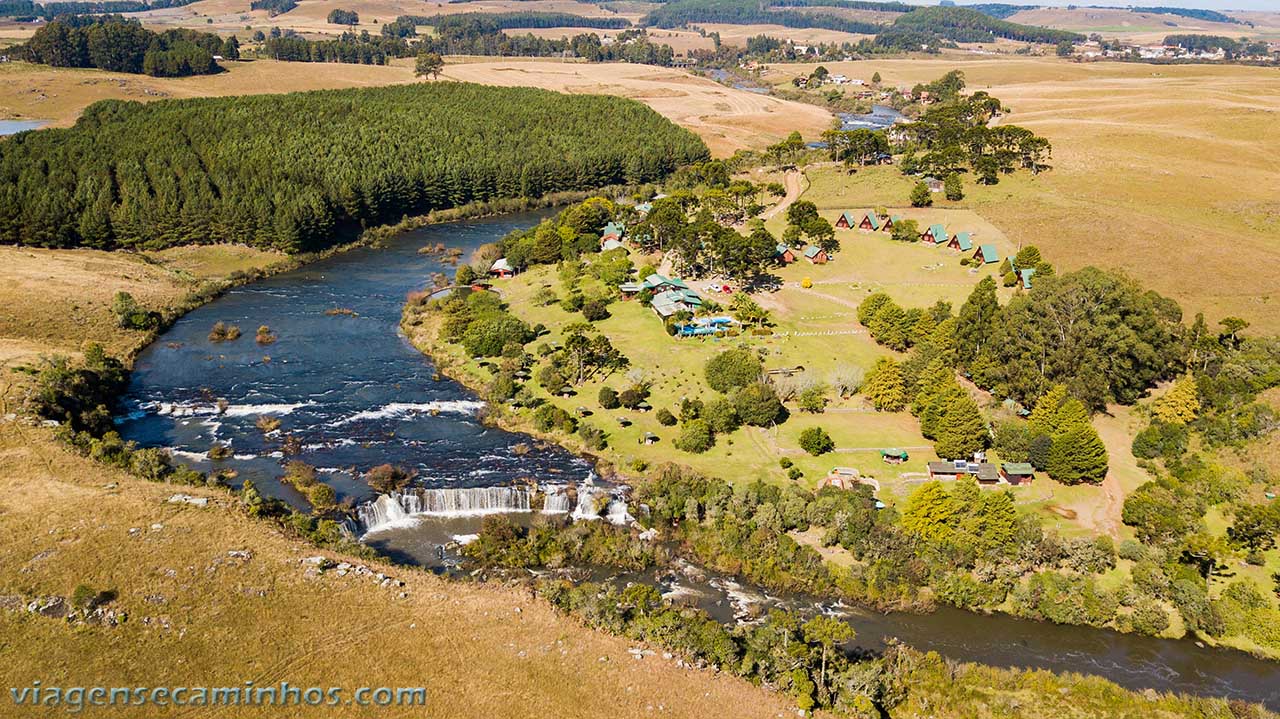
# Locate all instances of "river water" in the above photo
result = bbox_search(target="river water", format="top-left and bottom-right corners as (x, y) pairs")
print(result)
(115, 215), (1280, 709)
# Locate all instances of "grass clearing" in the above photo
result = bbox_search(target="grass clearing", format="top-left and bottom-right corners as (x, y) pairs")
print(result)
(763, 56), (1280, 333)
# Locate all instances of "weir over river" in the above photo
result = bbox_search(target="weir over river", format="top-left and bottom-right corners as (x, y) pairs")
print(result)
(116, 214), (1280, 709)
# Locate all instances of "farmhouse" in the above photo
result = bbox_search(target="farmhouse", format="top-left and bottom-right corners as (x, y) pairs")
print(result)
(489, 258), (514, 278)
(803, 245), (828, 264)
(973, 244), (1000, 265)
(600, 221), (624, 242)
(920, 224), (947, 245)
(1000, 462), (1035, 485)
(775, 244), (797, 264)
(947, 232), (973, 252)
(834, 211), (858, 229)
(859, 211), (882, 231)
(927, 461), (963, 481)
(650, 288), (703, 319)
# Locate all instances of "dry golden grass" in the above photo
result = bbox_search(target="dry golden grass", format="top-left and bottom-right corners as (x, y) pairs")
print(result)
(696, 23), (873, 48)
(0, 59), (418, 128)
(0, 423), (791, 719)
(764, 56), (1280, 332)
(1007, 7), (1280, 43)
(0, 245), (284, 365)
(439, 59), (832, 156)
(131, 0), (639, 39)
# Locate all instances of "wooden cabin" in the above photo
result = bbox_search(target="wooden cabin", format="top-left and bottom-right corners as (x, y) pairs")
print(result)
(973, 244), (1000, 265)
(880, 448), (909, 465)
(776, 244), (797, 264)
(882, 215), (901, 232)
(859, 211), (882, 231)
(920, 224), (947, 245)
(834, 211), (858, 229)
(947, 232), (973, 252)
(927, 461), (963, 481)
(804, 245), (829, 264)
(1000, 462), (1035, 485)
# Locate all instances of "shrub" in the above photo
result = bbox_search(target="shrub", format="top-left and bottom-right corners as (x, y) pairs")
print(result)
(578, 423), (608, 450)
(255, 415), (281, 433)
(703, 397), (739, 433)
(704, 349), (762, 393)
(779, 457), (794, 469)
(797, 385), (827, 413)
(799, 427), (835, 456)
(561, 293), (585, 313)
(582, 299), (611, 321)
(1131, 421), (1188, 460)
(674, 419), (714, 454)
(308, 483), (337, 508)
(787, 467), (803, 480)
(734, 383), (783, 427)
(910, 181), (932, 207)
(598, 386), (619, 409)
(618, 387), (647, 409)
(111, 291), (160, 330)
(656, 408), (677, 426)
(283, 461), (318, 488)
(367, 464), (412, 493)
(208, 321), (241, 342)
(256, 325), (277, 344)
(533, 404), (577, 434)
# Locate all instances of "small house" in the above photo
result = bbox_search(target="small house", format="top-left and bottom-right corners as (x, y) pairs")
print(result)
(1018, 267), (1035, 290)
(922, 176), (944, 193)
(927, 461), (964, 481)
(489, 258), (514, 278)
(775, 244), (796, 264)
(973, 244), (1000, 265)
(601, 237), (624, 252)
(1000, 462), (1035, 485)
(920, 224), (947, 245)
(859, 211), (882, 231)
(880, 448), (909, 464)
(600, 221), (624, 242)
(618, 281), (644, 297)
(803, 245), (828, 264)
(976, 462), (1000, 484)
(635, 202), (652, 216)
(834, 211), (858, 229)
(650, 288), (703, 319)
(882, 215), (901, 232)
(947, 232), (973, 252)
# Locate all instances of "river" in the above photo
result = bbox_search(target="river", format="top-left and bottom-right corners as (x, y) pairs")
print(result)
(115, 214), (1280, 709)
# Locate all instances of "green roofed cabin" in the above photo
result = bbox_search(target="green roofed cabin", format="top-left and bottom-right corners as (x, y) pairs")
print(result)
(947, 231), (973, 252)
(973, 244), (1000, 264)
(859, 211), (882, 231)
(776, 244), (797, 264)
(1000, 462), (1035, 485)
(880, 448), (909, 464)
(804, 245), (829, 264)
(884, 215), (901, 232)
(1018, 267), (1036, 290)
(834, 211), (858, 229)
(601, 221), (624, 241)
(921, 224), (946, 245)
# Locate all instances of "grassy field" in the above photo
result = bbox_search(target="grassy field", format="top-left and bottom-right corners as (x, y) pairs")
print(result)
(0, 245), (287, 366)
(763, 56), (1280, 334)
(437, 60), (833, 156)
(1007, 6), (1280, 43)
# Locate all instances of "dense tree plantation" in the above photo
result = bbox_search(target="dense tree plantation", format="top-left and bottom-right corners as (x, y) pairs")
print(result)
(892, 6), (1082, 45)
(249, 0), (296, 17)
(0, 83), (708, 252)
(0, 0), (200, 18)
(401, 12), (632, 33)
(18, 15), (226, 76)
(644, 0), (884, 35)
(260, 30), (412, 64)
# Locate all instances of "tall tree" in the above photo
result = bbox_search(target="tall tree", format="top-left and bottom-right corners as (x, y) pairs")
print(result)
(954, 276), (1000, 364)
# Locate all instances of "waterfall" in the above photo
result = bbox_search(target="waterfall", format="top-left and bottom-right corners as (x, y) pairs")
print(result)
(355, 486), (533, 534)
(605, 499), (633, 526)
(572, 483), (608, 521)
(542, 487), (572, 513)
(356, 493), (414, 533)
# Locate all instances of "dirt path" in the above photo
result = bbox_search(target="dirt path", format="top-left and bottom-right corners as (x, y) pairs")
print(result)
(759, 169), (804, 221)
